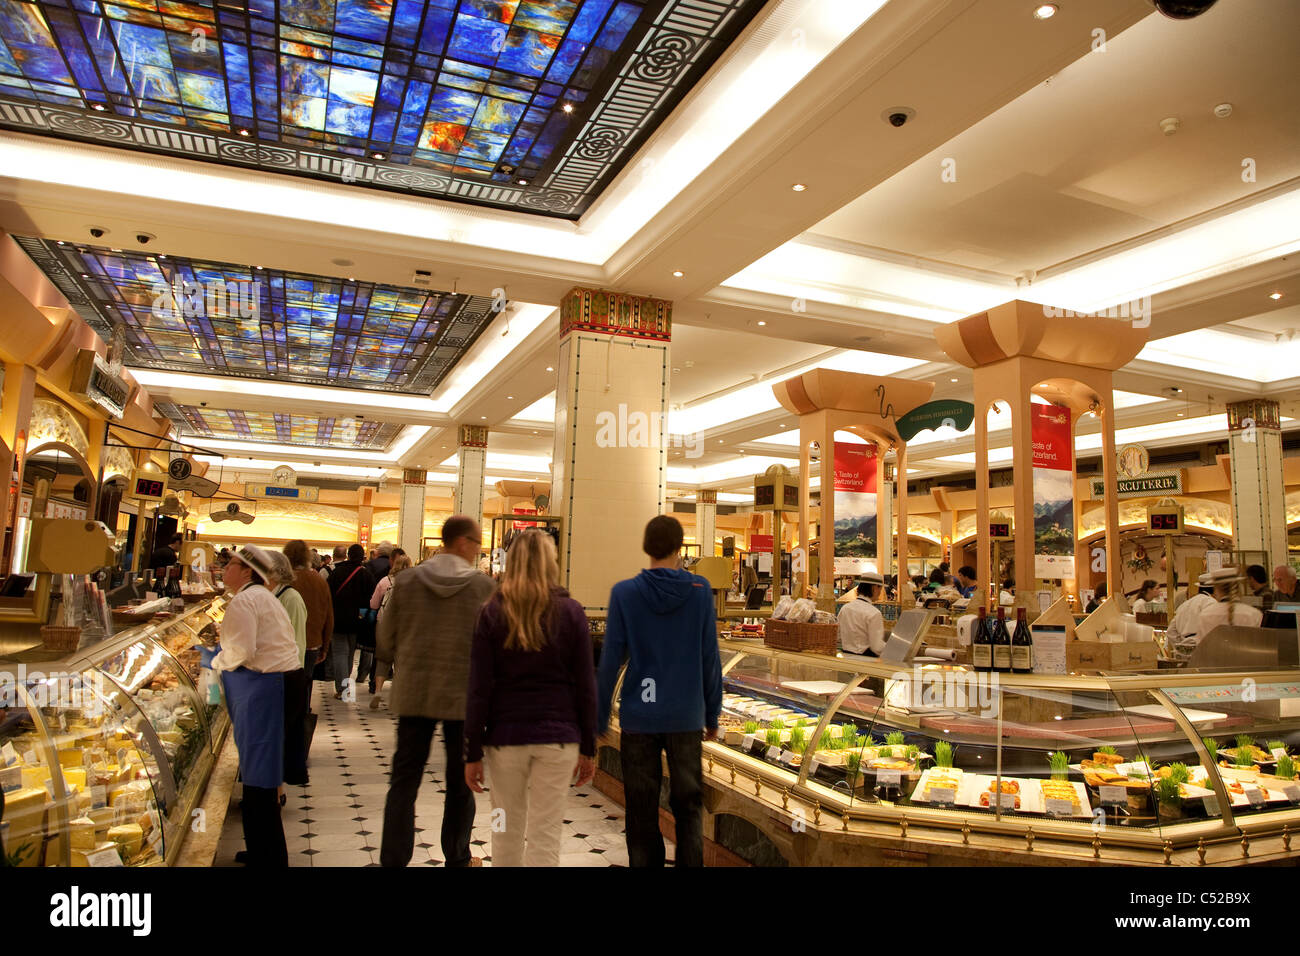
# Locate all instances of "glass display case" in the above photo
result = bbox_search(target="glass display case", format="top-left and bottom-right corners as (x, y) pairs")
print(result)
(605, 638), (1300, 865)
(0, 597), (228, 867)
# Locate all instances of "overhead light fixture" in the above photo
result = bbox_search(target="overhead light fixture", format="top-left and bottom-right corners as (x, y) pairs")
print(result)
(1033, 3), (1057, 18)
(791, 183), (807, 192)
(562, 103), (574, 113)
(950, 377), (959, 383)
(507, 395), (514, 400)
(1270, 292), (1284, 300)
(757, 320), (766, 326)
(480, 415), (487, 420)
(517, 178), (529, 185)
(92, 103), (106, 111)
(672, 270), (684, 277)
(238, 128), (250, 136)
(372, 152), (385, 159)
(545, 366), (554, 372)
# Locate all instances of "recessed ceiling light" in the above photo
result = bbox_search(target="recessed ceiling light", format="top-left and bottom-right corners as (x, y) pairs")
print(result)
(1270, 292), (1284, 300)
(950, 377), (959, 383)
(791, 183), (807, 192)
(92, 103), (107, 111)
(57, 240), (65, 245)
(506, 395), (514, 400)
(1033, 3), (1057, 19)
(238, 128), (250, 136)
(545, 366), (554, 372)
(480, 415), (487, 420)
(532, 430), (538, 434)
(778, 424), (785, 428)
(1176, 412), (1184, 417)
(672, 270), (683, 277)
(372, 152), (385, 159)
(757, 320), (766, 326)
(562, 103), (574, 113)
(718, 439), (724, 443)
(517, 179), (529, 185)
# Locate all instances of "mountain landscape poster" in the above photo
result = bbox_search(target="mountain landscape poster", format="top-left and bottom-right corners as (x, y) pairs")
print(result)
(1032, 404), (1075, 580)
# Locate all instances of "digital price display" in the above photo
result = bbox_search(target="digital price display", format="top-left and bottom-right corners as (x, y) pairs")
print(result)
(131, 475), (167, 501)
(1147, 505), (1184, 534)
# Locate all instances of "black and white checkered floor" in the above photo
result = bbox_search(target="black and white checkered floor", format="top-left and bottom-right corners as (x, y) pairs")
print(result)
(214, 681), (635, 866)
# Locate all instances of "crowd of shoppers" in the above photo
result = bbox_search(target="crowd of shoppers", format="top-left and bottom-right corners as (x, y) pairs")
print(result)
(206, 514), (718, 869)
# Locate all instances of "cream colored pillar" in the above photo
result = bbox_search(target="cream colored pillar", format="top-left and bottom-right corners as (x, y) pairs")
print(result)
(454, 425), (488, 531)
(1227, 399), (1286, 565)
(697, 489), (718, 557)
(397, 468), (427, 557)
(551, 288), (671, 608)
(0, 363), (36, 575)
(878, 467), (894, 580)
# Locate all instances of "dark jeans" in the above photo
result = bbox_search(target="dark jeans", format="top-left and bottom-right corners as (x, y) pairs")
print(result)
(620, 730), (704, 867)
(355, 647), (375, 686)
(331, 632), (357, 694)
(303, 647), (322, 715)
(282, 666), (310, 786)
(380, 717), (476, 867)
(241, 784), (288, 867)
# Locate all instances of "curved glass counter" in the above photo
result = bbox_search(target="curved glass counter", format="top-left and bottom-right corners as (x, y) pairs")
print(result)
(607, 638), (1300, 864)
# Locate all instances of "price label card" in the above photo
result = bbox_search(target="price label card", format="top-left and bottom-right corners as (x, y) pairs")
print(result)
(929, 787), (957, 805)
(1244, 786), (1265, 806)
(116, 747), (129, 767)
(808, 756), (822, 775)
(1099, 785), (1128, 806)
(147, 828), (163, 851)
(766, 746), (781, 761)
(1045, 798), (1074, 816)
(1271, 747), (1287, 762)
(90, 785), (107, 808)
(0, 766), (21, 792)
(23, 749), (37, 766)
(742, 734), (756, 750)
(1, 742), (17, 766)
(1203, 795), (1220, 815)
(1283, 784), (1300, 803)
(877, 769), (902, 787)
(995, 792), (1019, 810)
(43, 778), (55, 797)
(83, 750), (97, 768)
(781, 751), (801, 767)
(85, 846), (124, 867)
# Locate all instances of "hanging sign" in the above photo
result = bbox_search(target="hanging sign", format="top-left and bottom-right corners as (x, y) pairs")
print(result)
(833, 440), (877, 575)
(894, 400), (975, 443)
(1031, 404), (1074, 580)
(70, 349), (129, 420)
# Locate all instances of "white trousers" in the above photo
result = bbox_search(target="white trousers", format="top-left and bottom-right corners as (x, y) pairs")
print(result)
(483, 742), (578, 867)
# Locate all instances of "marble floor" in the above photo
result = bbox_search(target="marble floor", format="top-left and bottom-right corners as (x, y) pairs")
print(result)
(213, 681), (637, 867)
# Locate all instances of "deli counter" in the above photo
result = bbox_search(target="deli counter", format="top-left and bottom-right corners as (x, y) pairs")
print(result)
(601, 638), (1300, 866)
(0, 596), (229, 867)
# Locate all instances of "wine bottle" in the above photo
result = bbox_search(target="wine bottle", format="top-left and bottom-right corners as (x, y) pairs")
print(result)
(992, 606), (1012, 672)
(971, 606), (992, 671)
(1011, 607), (1033, 673)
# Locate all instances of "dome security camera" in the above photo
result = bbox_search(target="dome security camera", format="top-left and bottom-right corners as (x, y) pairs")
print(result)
(1151, 0), (1219, 19)
(881, 107), (915, 128)
(136, 232), (155, 244)
(89, 226), (107, 238)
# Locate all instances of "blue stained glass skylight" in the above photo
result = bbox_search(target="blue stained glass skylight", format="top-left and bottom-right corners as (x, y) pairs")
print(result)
(155, 402), (403, 451)
(0, 0), (766, 217)
(15, 236), (501, 394)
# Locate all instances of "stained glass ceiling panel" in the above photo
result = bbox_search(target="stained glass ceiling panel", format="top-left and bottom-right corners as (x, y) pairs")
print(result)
(16, 235), (500, 393)
(0, 0), (767, 218)
(156, 401), (402, 450)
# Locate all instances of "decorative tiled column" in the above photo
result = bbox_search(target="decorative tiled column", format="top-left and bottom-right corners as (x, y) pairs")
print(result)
(0, 363), (36, 575)
(1227, 399), (1286, 565)
(454, 425), (488, 531)
(697, 489), (718, 557)
(552, 287), (671, 608)
(356, 486), (375, 551)
(397, 468), (427, 557)
(878, 464), (894, 581)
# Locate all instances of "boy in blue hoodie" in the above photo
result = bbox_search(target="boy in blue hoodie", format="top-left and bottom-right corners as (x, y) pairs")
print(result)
(597, 515), (722, 867)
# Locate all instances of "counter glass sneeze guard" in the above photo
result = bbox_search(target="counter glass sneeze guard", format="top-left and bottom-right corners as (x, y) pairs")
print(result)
(1, 596), (229, 867)
(606, 637), (1300, 861)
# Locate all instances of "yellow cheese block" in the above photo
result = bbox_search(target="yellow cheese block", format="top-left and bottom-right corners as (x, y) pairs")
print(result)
(88, 807), (116, 829)
(108, 823), (144, 857)
(69, 816), (98, 850)
(5, 786), (47, 816)
(72, 841), (122, 867)
(57, 748), (84, 768)
(63, 767), (87, 791)
(21, 765), (51, 789)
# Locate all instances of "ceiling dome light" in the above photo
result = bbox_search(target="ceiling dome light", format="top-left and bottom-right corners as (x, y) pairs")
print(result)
(1033, 3), (1057, 18)
(91, 103), (106, 111)
(517, 178), (529, 185)
(757, 320), (766, 326)
(545, 366), (554, 372)
(672, 270), (683, 277)
(562, 103), (574, 113)
(791, 183), (807, 192)
(372, 152), (385, 160)
(1270, 291), (1284, 300)
(238, 128), (250, 136)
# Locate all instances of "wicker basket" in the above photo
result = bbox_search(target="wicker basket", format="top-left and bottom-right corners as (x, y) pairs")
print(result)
(763, 618), (838, 655)
(40, 625), (83, 652)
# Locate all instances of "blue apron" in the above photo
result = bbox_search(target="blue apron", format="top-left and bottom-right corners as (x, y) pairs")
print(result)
(221, 667), (285, 789)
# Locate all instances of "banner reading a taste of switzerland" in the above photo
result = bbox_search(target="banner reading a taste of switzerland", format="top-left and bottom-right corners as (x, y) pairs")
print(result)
(833, 440), (877, 575)
(1032, 404), (1075, 580)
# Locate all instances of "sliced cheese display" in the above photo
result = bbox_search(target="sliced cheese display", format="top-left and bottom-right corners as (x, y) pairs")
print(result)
(62, 767), (87, 791)
(69, 816), (98, 850)
(57, 748), (84, 768)
(21, 765), (50, 790)
(5, 786), (47, 816)
(72, 841), (123, 867)
(108, 823), (144, 857)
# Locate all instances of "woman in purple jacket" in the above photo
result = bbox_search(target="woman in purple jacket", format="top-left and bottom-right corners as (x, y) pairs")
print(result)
(464, 530), (597, 867)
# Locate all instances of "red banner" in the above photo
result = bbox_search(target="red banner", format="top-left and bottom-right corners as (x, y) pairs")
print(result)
(1031, 404), (1073, 471)
(750, 534), (773, 551)
(833, 441), (878, 492)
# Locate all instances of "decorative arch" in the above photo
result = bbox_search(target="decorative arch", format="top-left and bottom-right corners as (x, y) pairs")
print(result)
(29, 398), (89, 456)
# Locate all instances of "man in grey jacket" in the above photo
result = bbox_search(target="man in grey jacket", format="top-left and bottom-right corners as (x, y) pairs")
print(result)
(377, 515), (495, 867)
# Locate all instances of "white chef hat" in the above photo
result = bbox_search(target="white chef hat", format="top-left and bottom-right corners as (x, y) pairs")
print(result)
(232, 544), (277, 583)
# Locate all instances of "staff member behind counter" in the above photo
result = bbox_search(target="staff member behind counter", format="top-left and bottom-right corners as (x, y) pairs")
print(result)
(1166, 567), (1262, 660)
(837, 572), (886, 656)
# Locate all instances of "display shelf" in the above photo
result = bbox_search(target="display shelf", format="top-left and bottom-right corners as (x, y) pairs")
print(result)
(0, 596), (229, 867)
(601, 637), (1300, 865)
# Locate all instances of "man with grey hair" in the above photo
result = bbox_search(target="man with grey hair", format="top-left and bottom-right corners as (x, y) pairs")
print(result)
(265, 550), (311, 787)
(1273, 565), (1299, 603)
(366, 540), (394, 579)
(321, 544), (346, 580)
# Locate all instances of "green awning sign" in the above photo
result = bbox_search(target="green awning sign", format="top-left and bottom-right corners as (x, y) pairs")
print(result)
(895, 400), (975, 443)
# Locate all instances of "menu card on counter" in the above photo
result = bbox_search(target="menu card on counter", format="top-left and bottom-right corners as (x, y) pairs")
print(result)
(1030, 626), (1068, 674)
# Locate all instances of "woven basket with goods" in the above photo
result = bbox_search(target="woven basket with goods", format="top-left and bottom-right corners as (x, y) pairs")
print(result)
(40, 625), (83, 652)
(763, 618), (838, 655)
